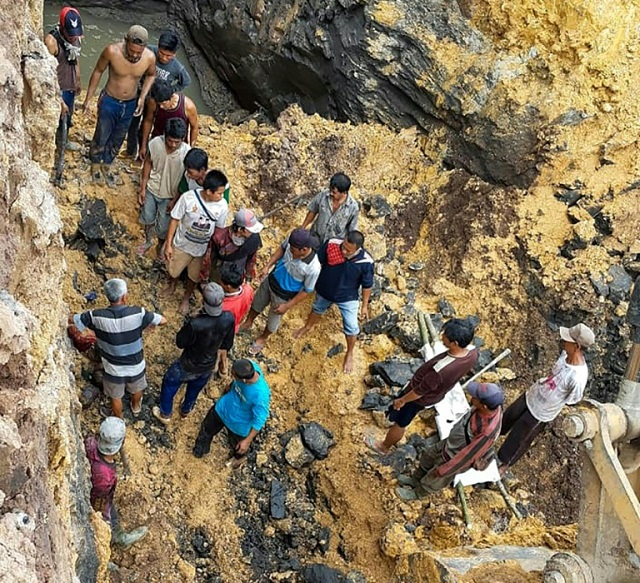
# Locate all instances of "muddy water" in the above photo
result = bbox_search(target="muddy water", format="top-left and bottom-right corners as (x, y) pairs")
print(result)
(43, 2), (211, 113)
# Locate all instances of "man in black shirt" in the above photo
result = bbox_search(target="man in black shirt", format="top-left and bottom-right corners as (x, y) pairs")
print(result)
(153, 282), (235, 423)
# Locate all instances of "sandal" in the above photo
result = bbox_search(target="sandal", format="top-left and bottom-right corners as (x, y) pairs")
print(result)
(131, 397), (142, 417)
(136, 241), (153, 256)
(248, 341), (265, 355)
(364, 434), (389, 455)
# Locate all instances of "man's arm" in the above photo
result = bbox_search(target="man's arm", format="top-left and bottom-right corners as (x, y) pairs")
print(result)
(235, 428), (259, 455)
(185, 97), (199, 146)
(138, 152), (153, 206)
(301, 210), (317, 229)
(44, 34), (58, 56)
(176, 62), (191, 91)
(135, 54), (156, 116)
(82, 47), (111, 112)
(139, 99), (157, 159)
(163, 217), (180, 261)
(257, 245), (285, 280)
(360, 287), (372, 320)
(176, 321), (195, 349)
(273, 289), (309, 315)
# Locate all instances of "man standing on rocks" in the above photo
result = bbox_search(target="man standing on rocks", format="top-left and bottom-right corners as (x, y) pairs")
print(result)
(71, 278), (166, 418)
(45, 7), (83, 148)
(138, 118), (190, 258)
(301, 172), (359, 243)
(193, 359), (271, 469)
(163, 170), (229, 315)
(294, 230), (373, 373)
(497, 323), (594, 475)
(82, 25), (156, 187)
(240, 228), (321, 355)
(365, 318), (478, 454)
(85, 417), (148, 547)
(153, 282), (235, 423)
(139, 78), (198, 159)
(396, 382), (504, 499)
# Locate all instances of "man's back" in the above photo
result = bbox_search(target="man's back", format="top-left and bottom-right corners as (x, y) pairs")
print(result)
(177, 311), (235, 374)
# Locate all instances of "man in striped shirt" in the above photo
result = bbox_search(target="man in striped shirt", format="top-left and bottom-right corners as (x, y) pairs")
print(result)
(397, 382), (504, 499)
(72, 279), (166, 418)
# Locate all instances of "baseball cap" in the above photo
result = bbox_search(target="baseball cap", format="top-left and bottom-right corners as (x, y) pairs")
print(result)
(466, 381), (504, 409)
(288, 228), (317, 249)
(202, 282), (224, 316)
(98, 417), (126, 455)
(234, 208), (264, 234)
(127, 25), (149, 45)
(559, 323), (595, 348)
(60, 7), (83, 37)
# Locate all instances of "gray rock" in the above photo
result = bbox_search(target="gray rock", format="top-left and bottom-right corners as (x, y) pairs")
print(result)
(301, 422), (336, 460)
(359, 391), (392, 411)
(362, 195), (392, 218)
(438, 299), (456, 317)
(283, 434), (315, 469)
(590, 275), (609, 297)
(369, 358), (423, 387)
(362, 311), (399, 335)
(269, 480), (286, 519)
(608, 265), (633, 303)
(300, 564), (348, 583)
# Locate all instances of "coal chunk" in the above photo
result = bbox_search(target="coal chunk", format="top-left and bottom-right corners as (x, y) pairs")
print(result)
(362, 311), (399, 335)
(369, 358), (423, 387)
(301, 422), (335, 460)
(362, 194), (392, 218)
(300, 564), (348, 583)
(284, 433), (315, 469)
(438, 298), (456, 317)
(608, 264), (633, 304)
(270, 480), (286, 519)
(360, 390), (392, 410)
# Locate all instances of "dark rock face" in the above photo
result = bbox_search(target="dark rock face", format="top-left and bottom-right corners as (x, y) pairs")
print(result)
(300, 564), (349, 583)
(300, 422), (335, 460)
(173, 0), (545, 186)
(369, 358), (423, 387)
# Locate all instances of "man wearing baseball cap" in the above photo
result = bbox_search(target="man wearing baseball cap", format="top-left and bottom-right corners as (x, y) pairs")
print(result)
(497, 322), (595, 475)
(397, 381), (504, 499)
(82, 24), (156, 187)
(84, 417), (148, 547)
(199, 207), (263, 283)
(153, 282), (235, 423)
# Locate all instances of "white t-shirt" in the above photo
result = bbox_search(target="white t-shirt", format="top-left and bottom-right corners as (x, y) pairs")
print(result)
(525, 351), (588, 422)
(170, 189), (228, 257)
(147, 137), (190, 199)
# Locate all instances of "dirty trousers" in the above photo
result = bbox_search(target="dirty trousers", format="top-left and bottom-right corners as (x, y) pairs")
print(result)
(193, 406), (243, 458)
(497, 392), (546, 467)
(89, 92), (137, 164)
(412, 442), (454, 493)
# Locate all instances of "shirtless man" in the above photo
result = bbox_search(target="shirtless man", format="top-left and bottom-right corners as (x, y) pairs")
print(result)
(82, 25), (156, 187)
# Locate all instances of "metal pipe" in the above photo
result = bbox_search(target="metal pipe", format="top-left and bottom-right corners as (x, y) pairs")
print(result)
(461, 349), (512, 388)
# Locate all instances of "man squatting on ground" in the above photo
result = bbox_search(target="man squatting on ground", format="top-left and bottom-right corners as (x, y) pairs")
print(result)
(396, 382), (504, 500)
(138, 117), (190, 258)
(240, 228), (321, 355)
(83, 25), (156, 187)
(295, 230), (374, 373)
(71, 279), (167, 418)
(178, 148), (231, 203)
(85, 417), (148, 547)
(193, 359), (271, 469)
(153, 283), (235, 423)
(367, 318), (478, 454)
(301, 172), (360, 243)
(140, 78), (198, 159)
(45, 7), (83, 147)
(163, 170), (229, 315)
(497, 323), (594, 475)
(127, 30), (191, 158)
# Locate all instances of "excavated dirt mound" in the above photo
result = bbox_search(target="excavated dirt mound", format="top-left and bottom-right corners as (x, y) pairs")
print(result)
(56, 103), (636, 582)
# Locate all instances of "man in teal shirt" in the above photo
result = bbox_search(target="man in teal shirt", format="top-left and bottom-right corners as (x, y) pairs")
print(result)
(193, 359), (270, 467)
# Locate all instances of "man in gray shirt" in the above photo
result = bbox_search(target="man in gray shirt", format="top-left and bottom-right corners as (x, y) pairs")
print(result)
(301, 172), (359, 243)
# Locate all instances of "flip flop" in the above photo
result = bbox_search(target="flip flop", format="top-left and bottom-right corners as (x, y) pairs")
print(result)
(248, 341), (265, 355)
(136, 242), (152, 256)
(364, 434), (388, 455)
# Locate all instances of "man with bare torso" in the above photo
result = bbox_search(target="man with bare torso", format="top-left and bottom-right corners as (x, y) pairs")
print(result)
(82, 25), (156, 188)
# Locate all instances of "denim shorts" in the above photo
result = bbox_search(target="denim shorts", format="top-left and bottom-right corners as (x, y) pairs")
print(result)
(312, 294), (360, 336)
(139, 189), (171, 239)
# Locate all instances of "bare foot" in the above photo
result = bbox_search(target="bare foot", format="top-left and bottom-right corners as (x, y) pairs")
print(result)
(160, 284), (176, 298)
(293, 326), (310, 340)
(178, 297), (191, 315)
(239, 320), (253, 332)
(343, 352), (354, 374)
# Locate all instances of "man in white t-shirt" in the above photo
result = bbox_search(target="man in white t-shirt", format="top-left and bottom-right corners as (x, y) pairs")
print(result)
(240, 228), (321, 355)
(162, 170), (229, 314)
(497, 323), (595, 474)
(138, 118), (190, 259)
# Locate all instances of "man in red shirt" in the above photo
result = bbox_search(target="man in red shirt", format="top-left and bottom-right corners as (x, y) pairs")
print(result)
(220, 263), (254, 334)
(366, 318), (478, 454)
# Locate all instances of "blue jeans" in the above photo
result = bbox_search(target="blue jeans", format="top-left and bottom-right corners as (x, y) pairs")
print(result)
(312, 294), (360, 336)
(158, 360), (212, 417)
(139, 189), (171, 239)
(89, 91), (137, 164)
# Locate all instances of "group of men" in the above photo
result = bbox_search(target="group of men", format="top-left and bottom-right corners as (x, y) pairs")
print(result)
(53, 7), (598, 553)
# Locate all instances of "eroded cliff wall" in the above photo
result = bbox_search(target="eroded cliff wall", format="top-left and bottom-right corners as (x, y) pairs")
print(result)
(0, 0), (98, 581)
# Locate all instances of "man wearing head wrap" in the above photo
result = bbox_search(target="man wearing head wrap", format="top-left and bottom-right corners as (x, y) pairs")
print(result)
(497, 323), (595, 475)
(84, 417), (148, 547)
(240, 228), (321, 354)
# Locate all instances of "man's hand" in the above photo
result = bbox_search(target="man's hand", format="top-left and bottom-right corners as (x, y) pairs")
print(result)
(138, 189), (146, 206)
(274, 302), (290, 315)
(359, 304), (370, 321)
(76, 84), (82, 96)
(139, 145), (147, 162)
(235, 438), (251, 456)
(61, 100), (70, 118)
(392, 397), (405, 410)
(81, 99), (93, 114)
(164, 242), (173, 263)
(258, 267), (270, 281)
(134, 98), (144, 117)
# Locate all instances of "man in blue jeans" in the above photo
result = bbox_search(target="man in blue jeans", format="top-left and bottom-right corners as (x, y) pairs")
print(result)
(152, 282), (235, 423)
(193, 359), (271, 469)
(82, 25), (156, 187)
(294, 230), (374, 373)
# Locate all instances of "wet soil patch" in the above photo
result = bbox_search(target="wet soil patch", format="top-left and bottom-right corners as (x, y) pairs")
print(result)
(384, 193), (429, 250)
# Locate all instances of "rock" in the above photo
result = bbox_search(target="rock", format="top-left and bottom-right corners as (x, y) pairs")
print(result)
(396, 275), (407, 291)
(300, 422), (335, 460)
(300, 564), (348, 583)
(327, 344), (344, 358)
(176, 557), (196, 582)
(590, 275), (609, 297)
(388, 323), (423, 355)
(284, 434), (315, 469)
(79, 384), (101, 408)
(554, 188), (583, 206)
(438, 299), (456, 317)
(572, 220), (597, 245)
(608, 264), (633, 303)
(359, 390), (392, 411)
(363, 374), (386, 388)
(475, 349), (495, 371)
(362, 311), (399, 335)
(372, 410), (394, 429)
(380, 522), (419, 558)
(270, 480), (287, 519)
(369, 358), (423, 387)
(256, 452), (268, 467)
(362, 195), (392, 218)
